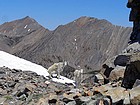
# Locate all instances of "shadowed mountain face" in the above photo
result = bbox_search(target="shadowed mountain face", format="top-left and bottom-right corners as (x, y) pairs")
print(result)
(0, 16), (132, 71)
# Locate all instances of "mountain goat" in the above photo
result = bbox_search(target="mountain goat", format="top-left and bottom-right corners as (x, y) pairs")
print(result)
(47, 62), (67, 78)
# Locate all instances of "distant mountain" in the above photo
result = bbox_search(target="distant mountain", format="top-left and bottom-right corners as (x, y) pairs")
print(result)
(0, 16), (44, 37)
(0, 16), (49, 53)
(0, 16), (132, 71)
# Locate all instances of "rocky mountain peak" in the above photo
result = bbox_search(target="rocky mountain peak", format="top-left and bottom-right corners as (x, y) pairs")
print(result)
(0, 16), (45, 37)
(71, 16), (111, 28)
(74, 16), (94, 26)
(0, 16), (49, 53)
(19, 16), (38, 25)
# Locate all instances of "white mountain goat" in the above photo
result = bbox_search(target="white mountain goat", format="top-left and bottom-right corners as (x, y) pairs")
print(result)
(47, 61), (67, 78)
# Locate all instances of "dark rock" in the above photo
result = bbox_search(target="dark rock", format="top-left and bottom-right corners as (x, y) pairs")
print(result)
(114, 55), (129, 66)
(74, 98), (84, 105)
(48, 94), (58, 104)
(60, 64), (75, 79)
(121, 61), (140, 89)
(8, 82), (16, 88)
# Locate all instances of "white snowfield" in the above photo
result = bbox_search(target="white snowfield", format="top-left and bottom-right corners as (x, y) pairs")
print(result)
(0, 51), (49, 77)
(0, 51), (75, 85)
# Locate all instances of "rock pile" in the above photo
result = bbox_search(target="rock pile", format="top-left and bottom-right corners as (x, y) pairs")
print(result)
(0, 67), (49, 105)
(0, 67), (111, 105)
(0, 64), (140, 105)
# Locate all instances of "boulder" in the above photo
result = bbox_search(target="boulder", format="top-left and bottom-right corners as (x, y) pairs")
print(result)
(123, 42), (140, 54)
(109, 66), (125, 81)
(25, 83), (36, 93)
(93, 84), (112, 94)
(105, 87), (129, 104)
(63, 93), (75, 103)
(114, 55), (129, 66)
(95, 73), (104, 85)
(130, 86), (140, 105)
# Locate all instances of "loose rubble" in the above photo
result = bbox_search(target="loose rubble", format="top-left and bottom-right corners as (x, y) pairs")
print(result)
(0, 65), (139, 105)
(0, 42), (140, 105)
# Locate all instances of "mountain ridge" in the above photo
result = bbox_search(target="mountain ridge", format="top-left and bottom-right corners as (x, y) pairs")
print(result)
(0, 16), (132, 71)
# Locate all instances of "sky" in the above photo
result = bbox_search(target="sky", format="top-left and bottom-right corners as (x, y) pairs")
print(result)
(0, 0), (132, 30)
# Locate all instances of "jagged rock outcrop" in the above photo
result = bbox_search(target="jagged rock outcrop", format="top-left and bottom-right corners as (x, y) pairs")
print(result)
(101, 42), (140, 104)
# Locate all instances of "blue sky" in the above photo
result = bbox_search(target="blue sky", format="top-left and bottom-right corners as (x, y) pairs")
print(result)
(0, 0), (131, 30)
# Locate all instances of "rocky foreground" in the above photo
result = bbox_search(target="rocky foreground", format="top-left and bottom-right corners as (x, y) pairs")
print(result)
(0, 65), (140, 105)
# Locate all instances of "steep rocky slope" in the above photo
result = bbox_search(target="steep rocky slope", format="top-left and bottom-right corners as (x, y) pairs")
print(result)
(0, 16), (132, 71)
(0, 34), (12, 52)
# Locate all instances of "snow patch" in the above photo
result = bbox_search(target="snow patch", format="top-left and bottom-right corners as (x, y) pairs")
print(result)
(28, 29), (31, 31)
(52, 76), (76, 86)
(24, 25), (28, 29)
(0, 51), (49, 77)
(0, 51), (76, 86)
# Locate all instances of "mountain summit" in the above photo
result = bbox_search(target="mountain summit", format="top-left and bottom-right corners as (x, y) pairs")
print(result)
(0, 16), (49, 53)
(0, 16), (44, 37)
